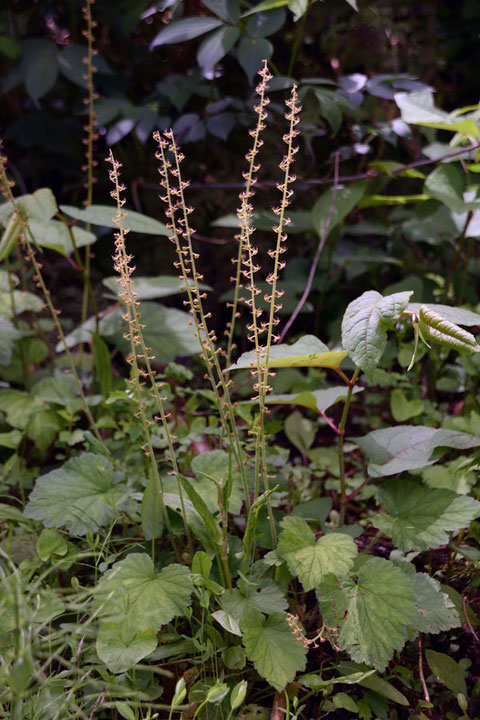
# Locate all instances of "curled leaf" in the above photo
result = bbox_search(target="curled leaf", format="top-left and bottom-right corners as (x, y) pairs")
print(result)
(419, 305), (480, 354)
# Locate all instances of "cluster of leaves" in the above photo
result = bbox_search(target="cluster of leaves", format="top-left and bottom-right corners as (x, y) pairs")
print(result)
(2, 2), (480, 720)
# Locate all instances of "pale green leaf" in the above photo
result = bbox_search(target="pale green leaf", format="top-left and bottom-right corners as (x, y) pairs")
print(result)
(141, 477), (164, 541)
(240, 609), (307, 690)
(96, 624), (157, 673)
(266, 386), (363, 414)
(230, 335), (346, 370)
(284, 411), (316, 457)
(277, 516), (357, 591)
(17, 188), (57, 221)
(424, 165), (465, 212)
(95, 554), (193, 633)
(425, 650), (467, 696)
(0, 317), (22, 365)
(317, 557), (417, 671)
(355, 425), (480, 477)
(26, 407), (61, 451)
(29, 218), (96, 255)
(60, 204), (168, 236)
(395, 91), (479, 138)
(373, 478), (480, 551)
(24, 453), (129, 535)
(341, 290), (412, 377)
(390, 388), (424, 422)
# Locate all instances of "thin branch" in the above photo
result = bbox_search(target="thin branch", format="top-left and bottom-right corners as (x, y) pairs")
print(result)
(137, 140), (480, 193)
(279, 151), (340, 342)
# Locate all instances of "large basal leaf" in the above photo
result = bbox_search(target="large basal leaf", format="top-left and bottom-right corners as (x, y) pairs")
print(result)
(266, 386), (363, 415)
(24, 453), (129, 535)
(341, 290), (412, 377)
(96, 624), (157, 674)
(60, 204), (168, 236)
(396, 564), (460, 634)
(95, 553), (193, 633)
(230, 335), (346, 370)
(277, 516), (357, 591)
(373, 478), (480, 551)
(355, 425), (480, 477)
(191, 450), (244, 514)
(240, 608), (307, 690)
(317, 556), (417, 671)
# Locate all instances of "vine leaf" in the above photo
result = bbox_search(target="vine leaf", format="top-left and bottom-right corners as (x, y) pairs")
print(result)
(317, 556), (417, 671)
(94, 554), (193, 634)
(418, 305), (480, 354)
(373, 478), (480, 551)
(240, 608), (307, 690)
(24, 453), (129, 535)
(355, 425), (480, 477)
(341, 290), (412, 377)
(277, 516), (357, 591)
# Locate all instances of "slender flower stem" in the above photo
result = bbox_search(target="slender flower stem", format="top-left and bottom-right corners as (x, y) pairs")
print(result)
(338, 366), (360, 526)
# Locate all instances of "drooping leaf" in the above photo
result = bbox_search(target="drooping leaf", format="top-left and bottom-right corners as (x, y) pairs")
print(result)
(341, 290), (412, 377)
(277, 516), (357, 591)
(240, 608), (307, 690)
(418, 305), (480, 354)
(312, 182), (366, 238)
(197, 27), (239, 74)
(60, 204), (168, 236)
(317, 556), (417, 671)
(407, 302), (480, 326)
(373, 478), (480, 551)
(237, 37), (273, 83)
(425, 650), (467, 696)
(96, 624), (157, 674)
(355, 425), (480, 477)
(150, 17), (224, 48)
(24, 453), (129, 535)
(230, 335), (347, 370)
(266, 386), (363, 415)
(95, 554), (193, 633)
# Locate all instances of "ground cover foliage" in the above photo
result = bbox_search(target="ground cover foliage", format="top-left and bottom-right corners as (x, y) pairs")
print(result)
(1, 1), (480, 718)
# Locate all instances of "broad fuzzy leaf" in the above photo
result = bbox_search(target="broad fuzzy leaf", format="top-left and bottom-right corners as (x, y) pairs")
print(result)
(277, 516), (357, 591)
(373, 478), (480, 551)
(317, 556), (417, 670)
(240, 609), (307, 690)
(24, 453), (129, 535)
(96, 624), (157, 673)
(405, 568), (460, 634)
(355, 425), (480, 477)
(230, 335), (346, 370)
(341, 290), (412, 376)
(221, 579), (288, 620)
(419, 305), (480, 353)
(95, 554), (193, 633)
